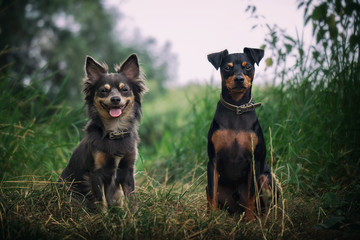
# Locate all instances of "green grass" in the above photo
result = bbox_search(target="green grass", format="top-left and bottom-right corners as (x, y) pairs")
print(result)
(1, 55), (360, 239)
(0, 71), (86, 179)
(138, 84), (218, 182)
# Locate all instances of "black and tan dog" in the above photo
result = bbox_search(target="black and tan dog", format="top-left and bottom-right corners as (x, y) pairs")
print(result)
(206, 48), (277, 220)
(59, 54), (147, 211)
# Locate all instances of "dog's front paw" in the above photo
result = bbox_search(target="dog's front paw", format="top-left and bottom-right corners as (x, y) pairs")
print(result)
(95, 200), (108, 214)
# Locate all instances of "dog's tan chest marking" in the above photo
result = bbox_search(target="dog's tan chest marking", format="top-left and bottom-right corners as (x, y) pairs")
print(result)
(236, 131), (258, 152)
(93, 151), (123, 171)
(93, 151), (107, 170)
(211, 129), (258, 154)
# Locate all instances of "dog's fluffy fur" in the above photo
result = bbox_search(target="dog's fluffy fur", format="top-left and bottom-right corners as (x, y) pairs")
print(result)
(59, 54), (147, 211)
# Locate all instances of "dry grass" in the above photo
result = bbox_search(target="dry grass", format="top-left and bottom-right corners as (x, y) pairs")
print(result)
(1, 167), (349, 240)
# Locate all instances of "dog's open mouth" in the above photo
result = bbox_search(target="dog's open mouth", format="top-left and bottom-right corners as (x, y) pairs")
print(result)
(101, 101), (128, 118)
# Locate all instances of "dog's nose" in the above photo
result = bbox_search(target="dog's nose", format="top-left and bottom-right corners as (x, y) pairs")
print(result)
(111, 96), (121, 105)
(234, 75), (244, 83)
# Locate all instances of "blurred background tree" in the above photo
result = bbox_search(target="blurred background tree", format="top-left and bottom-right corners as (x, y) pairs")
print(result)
(0, 0), (176, 103)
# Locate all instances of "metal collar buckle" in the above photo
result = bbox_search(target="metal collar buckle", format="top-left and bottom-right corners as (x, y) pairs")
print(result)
(108, 130), (130, 140)
(220, 95), (261, 115)
(236, 104), (255, 115)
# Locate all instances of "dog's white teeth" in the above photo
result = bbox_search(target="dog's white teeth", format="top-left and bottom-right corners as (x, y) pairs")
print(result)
(109, 108), (122, 117)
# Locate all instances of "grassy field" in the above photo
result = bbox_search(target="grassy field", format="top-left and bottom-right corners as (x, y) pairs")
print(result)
(1, 56), (360, 239)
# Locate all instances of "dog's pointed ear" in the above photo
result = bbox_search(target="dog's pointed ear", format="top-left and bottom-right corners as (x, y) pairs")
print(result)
(117, 54), (147, 96)
(118, 54), (140, 80)
(207, 49), (228, 70)
(85, 56), (106, 82)
(243, 47), (264, 66)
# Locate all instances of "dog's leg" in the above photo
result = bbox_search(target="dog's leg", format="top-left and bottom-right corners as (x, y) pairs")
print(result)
(113, 186), (124, 206)
(258, 165), (279, 214)
(116, 150), (137, 210)
(88, 151), (109, 212)
(262, 162), (279, 203)
(106, 176), (124, 207)
(244, 164), (255, 221)
(121, 166), (136, 200)
(89, 174), (107, 212)
(257, 174), (272, 214)
(207, 160), (219, 212)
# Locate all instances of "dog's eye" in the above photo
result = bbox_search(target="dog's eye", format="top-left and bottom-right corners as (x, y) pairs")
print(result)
(122, 88), (128, 92)
(245, 65), (252, 71)
(100, 88), (110, 96)
(223, 66), (231, 71)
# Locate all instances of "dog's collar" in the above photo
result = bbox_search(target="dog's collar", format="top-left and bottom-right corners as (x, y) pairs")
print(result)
(106, 129), (130, 140)
(219, 95), (262, 115)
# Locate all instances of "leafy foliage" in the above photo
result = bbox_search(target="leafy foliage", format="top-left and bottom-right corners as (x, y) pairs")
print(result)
(301, 0), (360, 54)
(254, 0), (360, 231)
(0, 0), (175, 103)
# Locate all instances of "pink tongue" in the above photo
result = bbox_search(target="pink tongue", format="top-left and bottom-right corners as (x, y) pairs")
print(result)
(109, 108), (122, 117)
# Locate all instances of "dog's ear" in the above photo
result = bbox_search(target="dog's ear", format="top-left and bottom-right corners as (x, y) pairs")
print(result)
(118, 54), (140, 80)
(207, 49), (228, 70)
(118, 54), (147, 96)
(243, 48), (264, 66)
(83, 56), (108, 95)
(85, 56), (107, 83)
(85, 56), (107, 81)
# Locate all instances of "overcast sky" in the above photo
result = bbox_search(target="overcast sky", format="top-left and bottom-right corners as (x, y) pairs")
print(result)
(106, 0), (310, 86)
